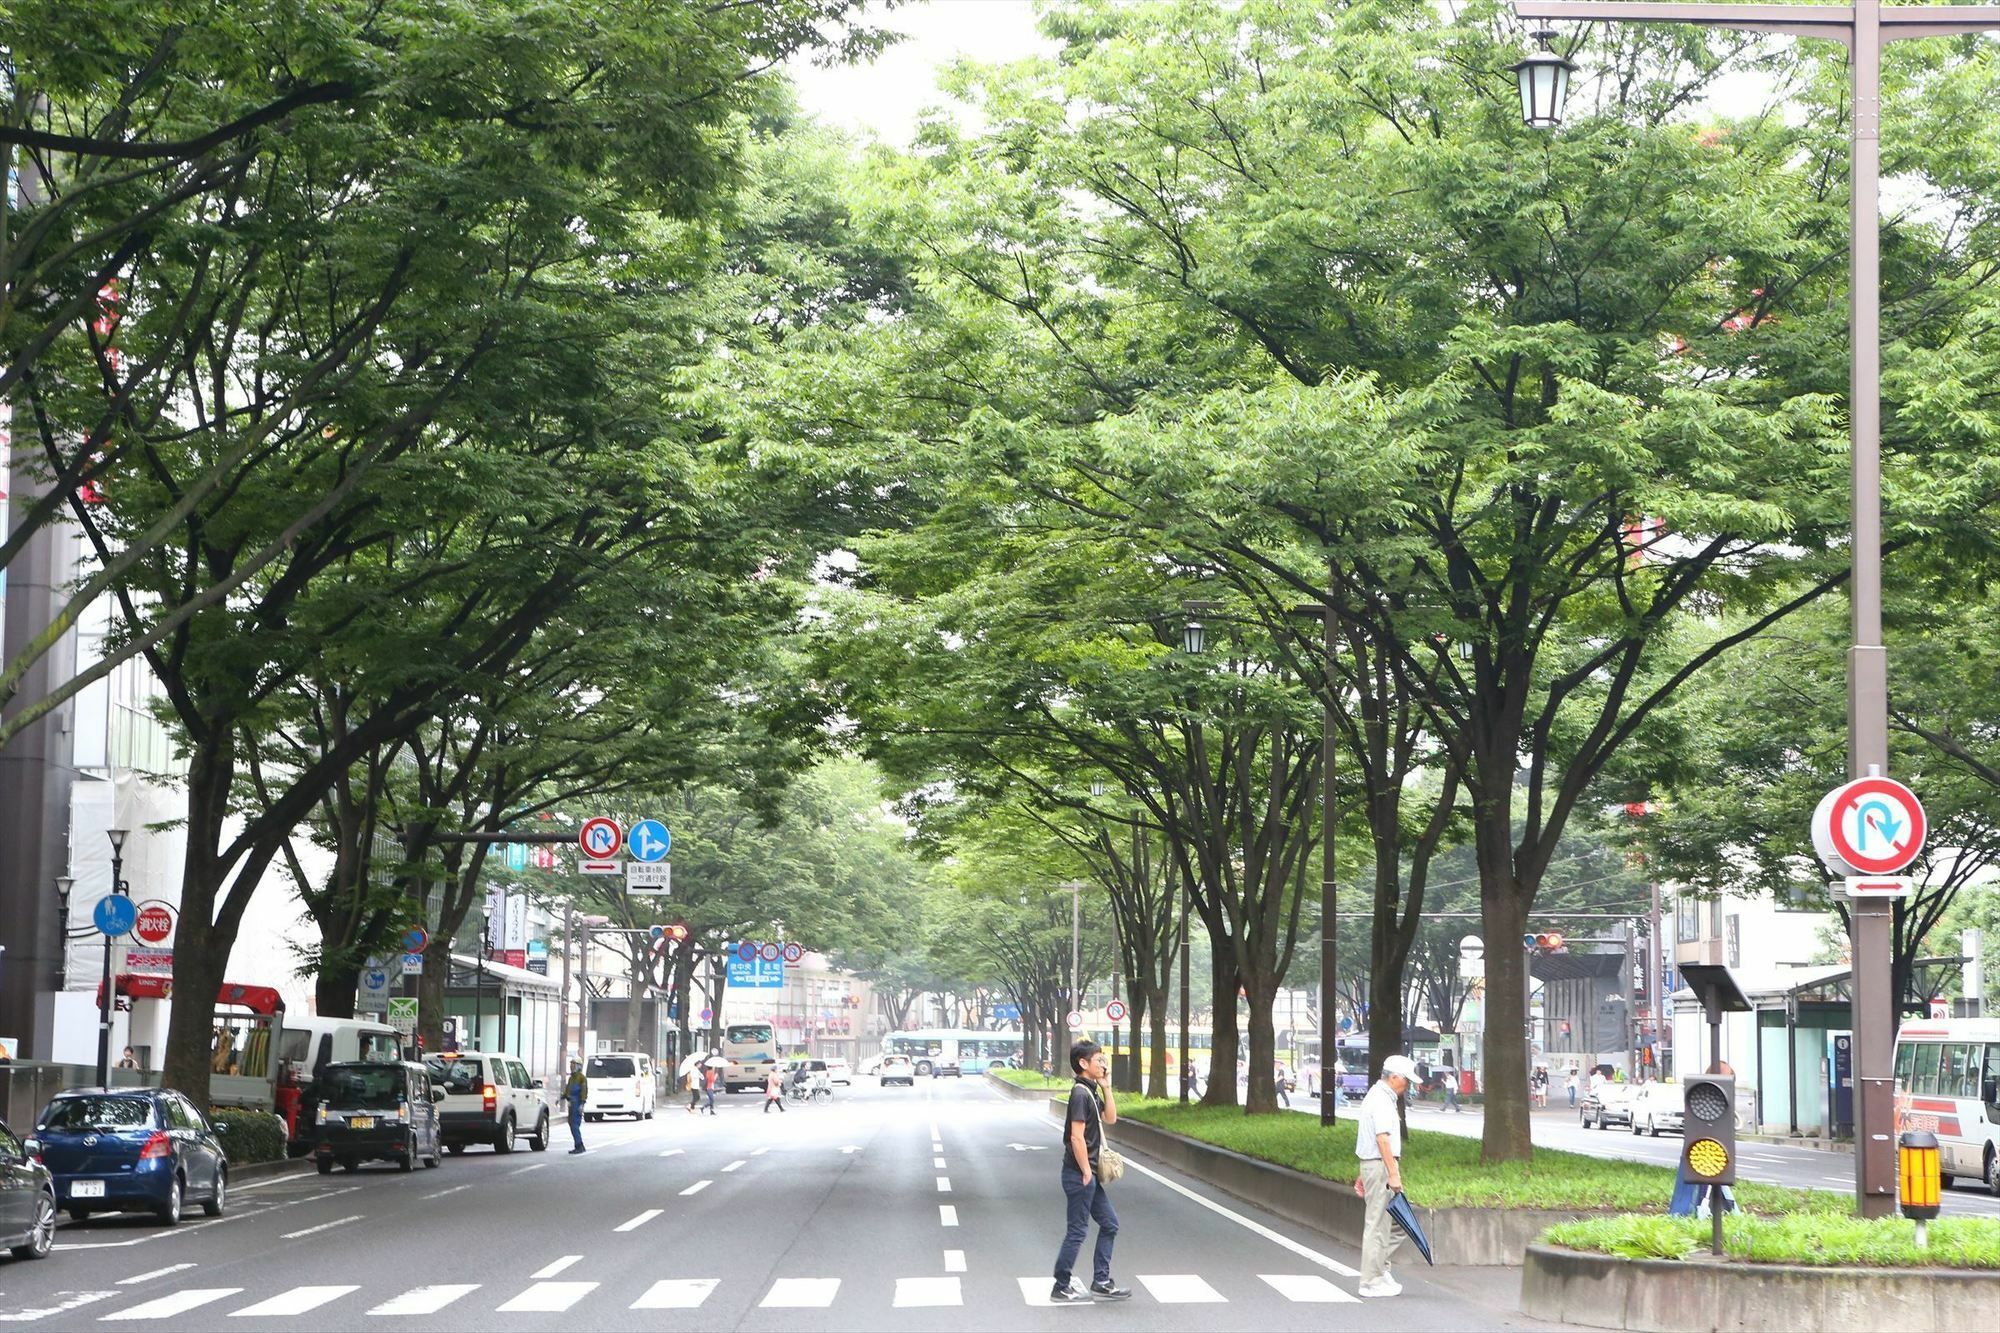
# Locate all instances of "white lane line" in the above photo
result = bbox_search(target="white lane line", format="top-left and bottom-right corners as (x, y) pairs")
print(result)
(496, 1282), (597, 1313)
(939, 1205), (958, 1227)
(1138, 1274), (1226, 1303)
(423, 1184), (473, 1200)
(1260, 1273), (1359, 1303)
(658, 1148), (684, 1158)
(229, 1286), (358, 1317)
(722, 1160), (746, 1173)
(1120, 1157), (1362, 1278)
(751, 1147), (770, 1156)
(0, 1291), (117, 1321)
(936, 1176), (951, 1192)
(760, 1279), (840, 1308)
(99, 1288), (242, 1321)
(893, 1277), (963, 1308)
(930, 1123), (940, 1139)
(366, 1284), (480, 1315)
(615, 1209), (665, 1232)
(118, 1265), (195, 1286)
(631, 1279), (718, 1309)
(931, 1142), (943, 1153)
(679, 1180), (711, 1197)
(510, 1163), (549, 1175)
(933, 1156), (948, 1169)
(944, 1249), (966, 1273)
(531, 1256), (582, 1279)
(279, 1215), (362, 1241)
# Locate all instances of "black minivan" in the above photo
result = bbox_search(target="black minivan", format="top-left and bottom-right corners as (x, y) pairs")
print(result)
(313, 1062), (443, 1173)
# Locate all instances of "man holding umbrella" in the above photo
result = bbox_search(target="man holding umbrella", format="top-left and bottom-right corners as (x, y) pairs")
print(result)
(1353, 1054), (1418, 1298)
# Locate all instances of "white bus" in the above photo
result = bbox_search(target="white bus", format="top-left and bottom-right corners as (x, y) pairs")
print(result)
(720, 1022), (780, 1093)
(1893, 1018), (2000, 1192)
(883, 1029), (1022, 1076)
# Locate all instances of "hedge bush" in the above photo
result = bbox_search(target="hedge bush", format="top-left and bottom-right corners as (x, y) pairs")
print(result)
(1543, 1212), (2000, 1267)
(210, 1108), (287, 1165)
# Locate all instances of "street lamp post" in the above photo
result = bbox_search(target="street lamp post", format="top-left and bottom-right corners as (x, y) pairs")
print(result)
(1508, 0), (2000, 1215)
(98, 830), (130, 1086)
(52, 876), (74, 990)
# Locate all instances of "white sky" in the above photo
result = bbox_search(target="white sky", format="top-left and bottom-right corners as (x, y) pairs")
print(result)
(788, 0), (1051, 143)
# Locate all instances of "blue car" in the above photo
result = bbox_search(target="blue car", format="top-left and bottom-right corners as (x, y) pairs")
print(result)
(30, 1088), (228, 1226)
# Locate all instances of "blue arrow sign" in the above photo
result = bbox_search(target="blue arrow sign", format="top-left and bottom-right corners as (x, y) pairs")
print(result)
(628, 819), (671, 863)
(94, 895), (137, 937)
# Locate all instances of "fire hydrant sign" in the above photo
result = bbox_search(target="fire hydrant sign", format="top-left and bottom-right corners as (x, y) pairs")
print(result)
(1812, 776), (1926, 877)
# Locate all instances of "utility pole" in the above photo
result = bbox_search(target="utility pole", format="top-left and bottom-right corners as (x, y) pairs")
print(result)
(559, 900), (575, 1066)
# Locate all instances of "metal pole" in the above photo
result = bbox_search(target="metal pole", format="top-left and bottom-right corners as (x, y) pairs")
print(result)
(1321, 581), (1337, 1126)
(560, 901), (574, 1065)
(1180, 868), (1191, 1104)
(97, 846), (122, 1086)
(1649, 879), (1663, 1075)
(478, 913), (489, 1053)
(1071, 885), (1081, 1036)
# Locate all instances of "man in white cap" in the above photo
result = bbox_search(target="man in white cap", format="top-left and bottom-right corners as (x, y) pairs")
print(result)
(1352, 1053), (1418, 1297)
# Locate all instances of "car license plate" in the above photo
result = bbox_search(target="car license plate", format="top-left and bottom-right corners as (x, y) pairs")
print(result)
(70, 1180), (104, 1199)
(349, 1116), (374, 1130)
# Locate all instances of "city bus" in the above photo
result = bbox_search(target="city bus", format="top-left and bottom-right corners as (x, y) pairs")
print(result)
(1893, 1018), (2000, 1191)
(883, 1029), (1023, 1076)
(720, 1021), (780, 1092)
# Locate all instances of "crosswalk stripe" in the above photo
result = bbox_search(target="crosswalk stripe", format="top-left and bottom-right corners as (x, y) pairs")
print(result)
(893, 1277), (962, 1308)
(722, 1160), (745, 1172)
(1259, 1274), (1359, 1303)
(1015, 1277), (1070, 1307)
(630, 1279), (718, 1310)
(759, 1279), (840, 1308)
(100, 1289), (243, 1321)
(229, 1286), (358, 1317)
(1138, 1274), (1226, 1303)
(365, 1285), (480, 1316)
(495, 1282), (597, 1313)
(0, 1291), (117, 1322)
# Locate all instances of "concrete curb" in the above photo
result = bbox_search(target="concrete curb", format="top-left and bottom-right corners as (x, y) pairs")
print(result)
(227, 1156), (312, 1182)
(1520, 1241), (2000, 1332)
(983, 1072), (1585, 1266)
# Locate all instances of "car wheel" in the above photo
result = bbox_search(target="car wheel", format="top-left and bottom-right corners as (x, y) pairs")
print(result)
(1986, 1147), (2000, 1197)
(529, 1112), (549, 1152)
(1649, 1116), (1662, 1139)
(446, 1142), (466, 1155)
(68, 1208), (91, 1223)
(399, 1133), (417, 1172)
(316, 1158), (333, 1176)
(423, 1136), (441, 1168)
(156, 1174), (183, 1226)
(12, 1191), (53, 1260)
(202, 1167), (226, 1217)
(340, 1158), (358, 1173)
(1631, 1114), (1642, 1135)
(494, 1114), (516, 1154)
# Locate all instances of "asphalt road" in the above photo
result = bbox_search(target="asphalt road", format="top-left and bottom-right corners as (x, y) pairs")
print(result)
(1289, 1094), (2000, 1217)
(0, 1077), (1553, 1331)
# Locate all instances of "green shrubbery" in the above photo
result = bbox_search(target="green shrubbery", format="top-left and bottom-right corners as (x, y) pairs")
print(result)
(1543, 1212), (2000, 1267)
(210, 1108), (288, 1165)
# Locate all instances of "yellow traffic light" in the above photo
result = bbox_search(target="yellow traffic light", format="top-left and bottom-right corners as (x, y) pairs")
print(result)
(1686, 1138), (1730, 1179)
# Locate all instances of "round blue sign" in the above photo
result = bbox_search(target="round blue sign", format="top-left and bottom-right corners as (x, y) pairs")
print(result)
(94, 895), (138, 937)
(627, 819), (671, 863)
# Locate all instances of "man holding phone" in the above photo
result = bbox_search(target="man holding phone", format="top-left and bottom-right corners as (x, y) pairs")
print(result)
(1050, 1040), (1131, 1303)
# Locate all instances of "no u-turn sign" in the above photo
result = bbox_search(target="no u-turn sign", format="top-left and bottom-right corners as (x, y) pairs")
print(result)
(1812, 776), (1925, 877)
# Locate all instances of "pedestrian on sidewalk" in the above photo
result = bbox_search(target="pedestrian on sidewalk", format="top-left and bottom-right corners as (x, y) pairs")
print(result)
(560, 1060), (588, 1154)
(763, 1063), (787, 1113)
(1440, 1065), (1460, 1113)
(1565, 1064), (1579, 1109)
(685, 1063), (702, 1115)
(703, 1056), (720, 1115)
(1354, 1054), (1418, 1298)
(1050, 1040), (1130, 1304)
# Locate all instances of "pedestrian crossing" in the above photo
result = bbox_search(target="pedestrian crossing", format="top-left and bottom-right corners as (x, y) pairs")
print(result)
(77, 1269), (1364, 1320)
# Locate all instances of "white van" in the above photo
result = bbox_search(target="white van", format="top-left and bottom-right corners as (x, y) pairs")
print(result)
(279, 1018), (404, 1152)
(583, 1051), (656, 1120)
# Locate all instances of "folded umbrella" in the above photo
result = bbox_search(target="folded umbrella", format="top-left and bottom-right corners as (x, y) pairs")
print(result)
(1385, 1190), (1435, 1266)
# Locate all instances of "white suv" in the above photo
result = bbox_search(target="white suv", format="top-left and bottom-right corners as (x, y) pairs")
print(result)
(583, 1052), (656, 1120)
(425, 1051), (550, 1153)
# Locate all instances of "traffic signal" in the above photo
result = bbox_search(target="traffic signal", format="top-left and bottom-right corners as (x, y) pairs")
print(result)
(1680, 1073), (1736, 1187)
(1523, 932), (1567, 952)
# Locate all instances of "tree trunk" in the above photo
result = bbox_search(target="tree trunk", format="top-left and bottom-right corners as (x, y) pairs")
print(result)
(1201, 948), (1239, 1107)
(1145, 984), (1170, 1100)
(161, 737), (237, 1105)
(1242, 970), (1280, 1113)
(417, 937), (449, 1054)
(624, 951), (648, 1051)
(1479, 879), (1533, 1161)
(316, 963), (360, 1019)
(1122, 991), (1145, 1095)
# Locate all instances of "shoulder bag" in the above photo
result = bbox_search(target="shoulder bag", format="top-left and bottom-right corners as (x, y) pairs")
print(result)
(1091, 1086), (1125, 1183)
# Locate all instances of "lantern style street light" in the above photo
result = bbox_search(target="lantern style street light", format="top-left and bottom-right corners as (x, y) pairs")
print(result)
(1511, 0), (2000, 1218)
(1510, 29), (1576, 127)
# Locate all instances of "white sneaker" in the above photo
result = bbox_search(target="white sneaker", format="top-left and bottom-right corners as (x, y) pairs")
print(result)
(1358, 1279), (1403, 1298)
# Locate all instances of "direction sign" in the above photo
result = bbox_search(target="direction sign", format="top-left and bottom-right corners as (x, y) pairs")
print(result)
(1105, 999), (1128, 1023)
(132, 900), (176, 946)
(579, 860), (624, 876)
(1841, 875), (1913, 900)
(578, 816), (623, 861)
(627, 819), (671, 863)
(626, 862), (671, 895)
(1812, 777), (1926, 876)
(1066, 1010), (1083, 1028)
(93, 895), (137, 937)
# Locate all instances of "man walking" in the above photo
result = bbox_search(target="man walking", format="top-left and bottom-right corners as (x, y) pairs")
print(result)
(1051, 1040), (1131, 1304)
(1353, 1053), (1417, 1298)
(763, 1063), (787, 1113)
(560, 1060), (588, 1154)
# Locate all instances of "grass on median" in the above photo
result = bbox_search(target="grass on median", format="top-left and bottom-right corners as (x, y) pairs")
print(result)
(1542, 1211), (2000, 1267)
(1114, 1098), (1847, 1216)
(991, 1068), (1065, 1090)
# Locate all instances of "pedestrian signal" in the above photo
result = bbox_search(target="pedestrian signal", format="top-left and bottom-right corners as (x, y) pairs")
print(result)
(1679, 1074), (1736, 1186)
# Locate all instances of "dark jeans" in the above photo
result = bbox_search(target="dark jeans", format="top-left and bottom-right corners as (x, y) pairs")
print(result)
(1053, 1166), (1118, 1288)
(567, 1107), (584, 1150)
(704, 1087), (716, 1114)
(764, 1094), (785, 1113)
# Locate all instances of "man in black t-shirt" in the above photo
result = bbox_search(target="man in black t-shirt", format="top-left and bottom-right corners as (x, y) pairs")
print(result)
(1049, 1040), (1131, 1303)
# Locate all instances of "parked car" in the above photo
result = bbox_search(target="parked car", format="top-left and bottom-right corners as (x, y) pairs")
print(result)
(584, 1052), (656, 1121)
(1629, 1081), (1685, 1138)
(1580, 1081), (1637, 1131)
(858, 1054), (885, 1077)
(31, 1088), (226, 1226)
(0, 1121), (54, 1260)
(314, 1061), (443, 1174)
(424, 1051), (550, 1153)
(824, 1059), (853, 1086)
(879, 1055), (916, 1087)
